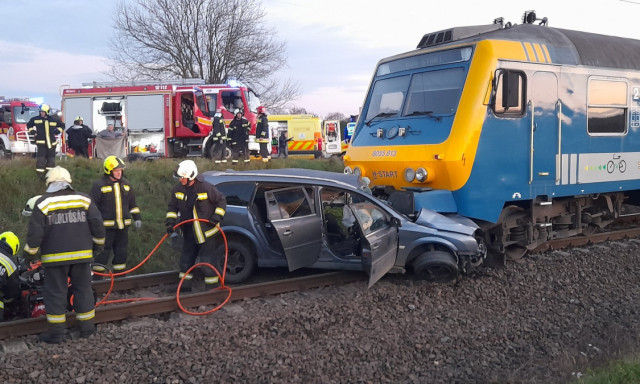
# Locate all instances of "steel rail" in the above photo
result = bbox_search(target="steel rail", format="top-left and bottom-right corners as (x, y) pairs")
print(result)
(532, 227), (640, 253)
(92, 270), (178, 294)
(0, 271), (364, 340)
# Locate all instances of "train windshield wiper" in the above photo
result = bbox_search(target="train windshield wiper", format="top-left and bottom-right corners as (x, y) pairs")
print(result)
(365, 112), (396, 126)
(405, 110), (440, 121)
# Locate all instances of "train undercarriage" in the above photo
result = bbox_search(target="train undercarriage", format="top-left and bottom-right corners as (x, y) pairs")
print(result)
(480, 192), (633, 265)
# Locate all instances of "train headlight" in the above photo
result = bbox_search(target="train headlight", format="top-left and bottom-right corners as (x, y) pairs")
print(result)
(415, 167), (428, 182)
(404, 168), (415, 182)
(344, 166), (352, 174)
(353, 167), (362, 177)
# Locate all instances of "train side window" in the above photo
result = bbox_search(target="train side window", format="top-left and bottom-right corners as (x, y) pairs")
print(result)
(587, 78), (627, 135)
(493, 70), (525, 116)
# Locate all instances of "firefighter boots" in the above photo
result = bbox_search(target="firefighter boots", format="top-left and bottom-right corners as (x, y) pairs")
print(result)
(39, 324), (66, 344)
(79, 322), (97, 338)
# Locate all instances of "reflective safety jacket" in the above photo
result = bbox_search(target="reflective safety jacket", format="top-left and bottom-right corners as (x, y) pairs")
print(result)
(227, 117), (250, 145)
(255, 114), (269, 143)
(27, 115), (65, 149)
(0, 246), (19, 304)
(165, 175), (227, 244)
(90, 175), (141, 230)
(24, 188), (106, 266)
(211, 116), (227, 144)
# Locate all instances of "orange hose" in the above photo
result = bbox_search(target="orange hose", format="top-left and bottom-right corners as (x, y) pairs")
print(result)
(94, 218), (231, 315)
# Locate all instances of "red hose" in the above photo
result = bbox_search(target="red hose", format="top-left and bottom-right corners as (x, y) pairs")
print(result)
(94, 218), (231, 315)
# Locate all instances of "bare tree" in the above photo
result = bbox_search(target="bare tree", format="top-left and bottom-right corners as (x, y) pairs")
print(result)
(324, 112), (346, 121)
(109, 0), (300, 109)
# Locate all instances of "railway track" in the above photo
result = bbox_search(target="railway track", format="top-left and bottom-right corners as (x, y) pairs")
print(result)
(4, 215), (640, 342)
(0, 271), (364, 340)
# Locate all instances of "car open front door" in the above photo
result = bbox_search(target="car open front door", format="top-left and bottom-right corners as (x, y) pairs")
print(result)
(265, 186), (322, 271)
(347, 201), (398, 287)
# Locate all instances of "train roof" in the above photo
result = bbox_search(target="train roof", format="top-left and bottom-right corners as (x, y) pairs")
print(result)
(410, 23), (640, 71)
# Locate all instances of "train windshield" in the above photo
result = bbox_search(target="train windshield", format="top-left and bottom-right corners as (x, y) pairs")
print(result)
(365, 47), (472, 123)
(12, 106), (40, 124)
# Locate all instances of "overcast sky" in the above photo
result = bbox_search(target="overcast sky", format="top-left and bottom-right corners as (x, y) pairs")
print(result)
(1, 0), (639, 118)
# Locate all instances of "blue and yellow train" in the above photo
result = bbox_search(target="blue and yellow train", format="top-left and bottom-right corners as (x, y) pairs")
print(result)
(344, 12), (640, 262)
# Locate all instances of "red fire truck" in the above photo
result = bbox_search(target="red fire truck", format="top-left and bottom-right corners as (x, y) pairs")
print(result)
(0, 98), (40, 157)
(61, 79), (215, 158)
(200, 81), (264, 158)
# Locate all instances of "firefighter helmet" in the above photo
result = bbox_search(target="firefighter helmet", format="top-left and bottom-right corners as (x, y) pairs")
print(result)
(0, 231), (19, 256)
(233, 108), (242, 116)
(40, 104), (51, 115)
(103, 156), (125, 175)
(257, 106), (266, 114)
(22, 195), (42, 217)
(45, 166), (72, 185)
(174, 159), (198, 180)
(74, 116), (84, 122)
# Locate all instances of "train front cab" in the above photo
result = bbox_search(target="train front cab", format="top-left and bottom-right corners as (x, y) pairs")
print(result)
(344, 23), (640, 265)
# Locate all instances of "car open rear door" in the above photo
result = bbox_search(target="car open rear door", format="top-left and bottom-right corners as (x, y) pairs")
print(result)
(265, 187), (322, 271)
(347, 202), (398, 287)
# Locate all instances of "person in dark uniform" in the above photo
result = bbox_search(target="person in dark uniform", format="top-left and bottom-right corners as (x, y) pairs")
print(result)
(278, 131), (293, 159)
(255, 106), (271, 163)
(227, 109), (250, 165)
(26, 104), (65, 177)
(165, 160), (226, 291)
(90, 156), (141, 277)
(66, 116), (94, 158)
(23, 166), (105, 343)
(211, 109), (227, 164)
(0, 232), (22, 322)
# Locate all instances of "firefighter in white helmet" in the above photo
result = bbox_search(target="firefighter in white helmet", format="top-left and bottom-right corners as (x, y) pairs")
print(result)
(165, 160), (227, 291)
(23, 166), (105, 343)
(90, 156), (141, 277)
(227, 109), (251, 164)
(255, 106), (271, 163)
(65, 116), (94, 158)
(210, 109), (227, 164)
(26, 104), (65, 177)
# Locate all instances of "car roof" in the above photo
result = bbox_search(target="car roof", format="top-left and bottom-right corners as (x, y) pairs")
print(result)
(202, 168), (367, 191)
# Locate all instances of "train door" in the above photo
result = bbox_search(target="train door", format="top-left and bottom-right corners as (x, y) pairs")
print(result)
(531, 71), (559, 183)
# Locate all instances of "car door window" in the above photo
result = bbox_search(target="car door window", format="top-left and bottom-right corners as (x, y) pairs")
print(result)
(349, 201), (390, 235)
(266, 187), (314, 220)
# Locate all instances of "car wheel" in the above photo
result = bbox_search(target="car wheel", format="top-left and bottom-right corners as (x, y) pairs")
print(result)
(411, 250), (458, 283)
(218, 239), (256, 284)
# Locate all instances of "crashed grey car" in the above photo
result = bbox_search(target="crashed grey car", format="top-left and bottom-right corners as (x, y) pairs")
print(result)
(204, 168), (486, 286)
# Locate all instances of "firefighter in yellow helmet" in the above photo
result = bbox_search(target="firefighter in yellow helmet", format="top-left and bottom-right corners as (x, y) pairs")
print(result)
(90, 156), (141, 277)
(23, 166), (106, 343)
(165, 160), (226, 291)
(0, 231), (22, 321)
(26, 104), (65, 177)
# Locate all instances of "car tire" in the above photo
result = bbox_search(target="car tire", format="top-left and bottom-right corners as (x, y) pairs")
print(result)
(411, 250), (458, 283)
(218, 239), (256, 284)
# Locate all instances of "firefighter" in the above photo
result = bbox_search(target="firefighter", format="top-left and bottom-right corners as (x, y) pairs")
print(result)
(90, 156), (142, 277)
(23, 167), (105, 343)
(0, 232), (22, 322)
(227, 109), (251, 164)
(165, 160), (226, 292)
(26, 104), (65, 177)
(66, 116), (95, 158)
(255, 106), (271, 163)
(211, 109), (227, 164)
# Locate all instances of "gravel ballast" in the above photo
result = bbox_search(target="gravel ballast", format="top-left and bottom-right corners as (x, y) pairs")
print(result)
(1, 239), (640, 383)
